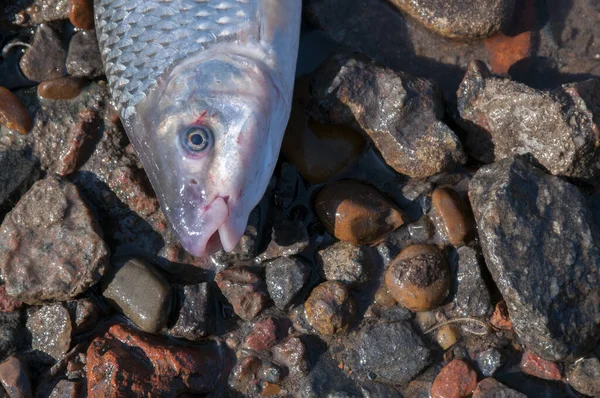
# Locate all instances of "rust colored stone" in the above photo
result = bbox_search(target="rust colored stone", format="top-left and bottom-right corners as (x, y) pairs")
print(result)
(519, 351), (563, 381)
(37, 77), (84, 100)
(484, 32), (532, 74)
(0, 87), (32, 135)
(262, 383), (281, 397)
(385, 244), (450, 311)
(56, 109), (103, 176)
(314, 180), (406, 245)
(490, 300), (513, 330)
(69, 0), (94, 30)
(431, 187), (475, 246)
(243, 317), (286, 352)
(431, 359), (478, 398)
(304, 281), (356, 335)
(215, 267), (269, 321)
(86, 324), (224, 397)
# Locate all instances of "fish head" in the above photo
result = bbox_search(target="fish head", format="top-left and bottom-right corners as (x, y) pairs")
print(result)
(133, 52), (289, 257)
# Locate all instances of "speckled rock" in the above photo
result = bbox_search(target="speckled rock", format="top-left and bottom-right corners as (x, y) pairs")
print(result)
(0, 88), (33, 135)
(101, 258), (172, 333)
(87, 324), (224, 397)
(490, 300), (512, 330)
(476, 348), (505, 377)
(49, 380), (83, 398)
(272, 336), (309, 375)
(431, 359), (478, 398)
(24, 0), (69, 24)
(0, 312), (23, 362)
(568, 357), (600, 397)
(304, 281), (356, 335)
(37, 77), (84, 100)
(314, 180), (406, 245)
(66, 31), (103, 79)
(436, 324), (460, 350)
(256, 211), (309, 262)
(0, 176), (109, 304)
(355, 321), (432, 384)
(19, 24), (66, 82)
(0, 356), (32, 398)
(243, 317), (286, 352)
(66, 297), (99, 335)
(458, 61), (600, 182)
(215, 267), (269, 321)
(389, 0), (514, 40)
(473, 378), (526, 398)
(452, 246), (492, 317)
(230, 355), (261, 394)
(0, 286), (22, 313)
(469, 155), (600, 361)
(0, 150), (39, 218)
(308, 54), (466, 178)
(316, 241), (373, 286)
(265, 257), (311, 311)
(26, 303), (72, 361)
(170, 283), (215, 340)
(430, 187), (475, 246)
(519, 351), (562, 381)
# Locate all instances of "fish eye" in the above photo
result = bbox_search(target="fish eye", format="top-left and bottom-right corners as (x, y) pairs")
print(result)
(182, 126), (211, 153)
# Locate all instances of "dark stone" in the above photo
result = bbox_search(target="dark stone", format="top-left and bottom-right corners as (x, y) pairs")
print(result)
(256, 210), (309, 262)
(452, 246), (492, 317)
(26, 303), (72, 361)
(308, 54), (466, 178)
(476, 348), (505, 377)
(19, 24), (67, 82)
(170, 283), (215, 340)
(0, 150), (39, 220)
(354, 321), (432, 384)
(0, 312), (24, 363)
(265, 256), (311, 311)
(568, 357), (600, 397)
(66, 31), (104, 79)
(473, 378), (526, 398)
(469, 155), (600, 361)
(49, 380), (83, 398)
(0, 355), (32, 398)
(66, 297), (100, 335)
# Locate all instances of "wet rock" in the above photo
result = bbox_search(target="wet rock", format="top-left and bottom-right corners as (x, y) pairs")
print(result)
(261, 382), (282, 396)
(65, 31), (103, 79)
(389, 0), (514, 40)
(476, 348), (505, 377)
(0, 356), (32, 398)
(49, 380), (83, 398)
(257, 361), (284, 383)
(355, 321), (432, 384)
(314, 180), (406, 245)
(0, 88), (33, 135)
(69, 0), (94, 29)
(408, 216), (435, 243)
(25, 0), (70, 24)
(490, 300), (512, 330)
(458, 61), (600, 182)
(473, 378), (526, 398)
(272, 336), (309, 375)
(243, 317), (286, 352)
(265, 257), (311, 311)
(66, 297), (99, 335)
(230, 355), (261, 393)
(469, 155), (600, 361)
(437, 324), (460, 350)
(316, 241), (373, 286)
(308, 54), (466, 178)
(101, 258), (171, 333)
(431, 359), (478, 398)
(0, 176), (109, 304)
(170, 283), (215, 340)
(0, 312), (23, 362)
(519, 351), (562, 381)
(37, 77), (84, 100)
(568, 357), (600, 397)
(304, 281), (356, 335)
(19, 24), (67, 82)
(87, 324), (224, 397)
(430, 187), (475, 246)
(26, 303), (72, 361)
(385, 244), (450, 311)
(215, 267), (269, 321)
(452, 246), (492, 317)
(0, 150), (39, 218)
(484, 31), (532, 74)
(256, 211), (309, 262)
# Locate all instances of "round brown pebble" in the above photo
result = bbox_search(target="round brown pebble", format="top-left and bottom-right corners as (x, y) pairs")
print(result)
(69, 0), (94, 30)
(37, 77), (84, 100)
(314, 180), (406, 245)
(436, 324), (460, 350)
(431, 359), (478, 398)
(385, 244), (450, 311)
(0, 87), (32, 134)
(431, 187), (475, 246)
(304, 281), (356, 335)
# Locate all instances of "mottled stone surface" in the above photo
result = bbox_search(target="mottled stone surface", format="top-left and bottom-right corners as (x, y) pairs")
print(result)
(0, 89), (33, 135)
(473, 378), (526, 398)
(0, 150), (39, 218)
(265, 257), (311, 311)
(26, 303), (72, 361)
(215, 267), (269, 321)
(308, 54), (466, 178)
(0, 356), (32, 398)
(170, 283), (215, 340)
(476, 348), (505, 377)
(569, 357), (600, 397)
(316, 241), (372, 286)
(0, 312), (23, 362)
(452, 246), (492, 317)
(66, 31), (103, 79)
(431, 359), (478, 398)
(469, 155), (600, 361)
(19, 24), (66, 82)
(305, 281), (356, 335)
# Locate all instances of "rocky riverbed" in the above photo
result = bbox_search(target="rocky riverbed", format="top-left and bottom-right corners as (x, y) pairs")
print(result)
(0, 0), (599, 397)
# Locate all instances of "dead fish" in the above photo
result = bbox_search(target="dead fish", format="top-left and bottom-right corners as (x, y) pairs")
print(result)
(94, 1), (301, 256)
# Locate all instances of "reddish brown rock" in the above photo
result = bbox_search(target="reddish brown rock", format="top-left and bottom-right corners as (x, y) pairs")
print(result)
(261, 383), (281, 397)
(0, 87), (32, 135)
(431, 359), (478, 398)
(69, 0), (94, 30)
(314, 180), (406, 245)
(0, 286), (22, 313)
(385, 244), (450, 311)
(473, 378), (526, 397)
(431, 187), (475, 246)
(243, 317), (287, 352)
(0, 356), (32, 398)
(230, 355), (261, 393)
(37, 77), (84, 100)
(519, 351), (562, 381)
(304, 281), (356, 335)
(55, 109), (103, 176)
(215, 267), (269, 321)
(86, 324), (224, 397)
(490, 300), (513, 330)
(485, 32), (532, 74)
(49, 380), (83, 398)
(272, 336), (309, 375)
(0, 176), (109, 304)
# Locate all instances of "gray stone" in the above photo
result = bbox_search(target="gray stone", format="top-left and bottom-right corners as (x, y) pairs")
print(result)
(469, 155), (600, 361)
(26, 303), (72, 361)
(569, 357), (600, 397)
(170, 282), (215, 340)
(316, 241), (372, 286)
(0, 312), (23, 362)
(19, 24), (66, 82)
(476, 348), (505, 377)
(452, 246), (492, 317)
(265, 256), (311, 311)
(66, 31), (104, 79)
(473, 378), (526, 398)
(255, 210), (309, 263)
(0, 150), (39, 220)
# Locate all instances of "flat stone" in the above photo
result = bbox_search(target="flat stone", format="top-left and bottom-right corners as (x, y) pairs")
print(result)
(19, 24), (66, 82)
(476, 348), (505, 377)
(473, 378), (526, 398)
(26, 303), (72, 361)
(316, 241), (373, 286)
(265, 257), (311, 311)
(304, 281), (357, 335)
(431, 359), (478, 398)
(0, 88), (33, 135)
(215, 266), (269, 321)
(452, 246), (492, 317)
(469, 155), (600, 361)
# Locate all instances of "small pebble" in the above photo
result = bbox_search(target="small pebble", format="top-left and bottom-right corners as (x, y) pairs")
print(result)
(261, 382), (282, 397)
(485, 31), (532, 74)
(476, 348), (505, 377)
(473, 378), (526, 398)
(231, 355), (261, 389)
(215, 267), (269, 321)
(26, 303), (72, 361)
(69, 0), (94, 30)
(66, 31), (104, 78)
(568, 357), (600, 397)
(490, 300), (513, 330)
(170, 282), (215, 340)
(265, 257), (311, 311)
(37, 77), (84, 100)
(304, 281), (356, 335)
(272, 336), (309, 375)
(315, 180), (406, 245)
(0, 356), (32, 398)
(243, 317), (286, 352)
(316, 241), (373, 286)
(258, 361), (283, 383)
(19, 24), (66, 82)
(431, 359), (478, 398)
(431, 187), (475, 246)
(373, 283), (396, 308)
(256, 211), (309, 262)
(519, 351), (562, 381)
(385, 244), (450, 311)
(436, 325), (460, 350)
(66, 297), (99, 334)
(0, 88), (32, 134)
(408, 216), (434, 242)
(101, 258), (172, 333)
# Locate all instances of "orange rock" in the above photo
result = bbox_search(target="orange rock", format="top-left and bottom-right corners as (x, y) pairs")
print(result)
(38, 76), (84, 100)
(431, 359), (478, 398)
(262, 383), (281, 397)
(304, 281), (356, 335)
(520, 351), (563, 381)
(490, 300), (513, 330)
(484, 31), (531, 74)
(431, 187), (475, 246)
(0, 87), (32, 134)
(69, 0), (94, 30)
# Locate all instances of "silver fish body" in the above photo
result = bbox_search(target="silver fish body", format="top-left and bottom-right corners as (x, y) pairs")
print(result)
(94, 0), (301, 256)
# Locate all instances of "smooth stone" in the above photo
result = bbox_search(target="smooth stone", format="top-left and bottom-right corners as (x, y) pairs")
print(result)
(0, 88), (32, 135)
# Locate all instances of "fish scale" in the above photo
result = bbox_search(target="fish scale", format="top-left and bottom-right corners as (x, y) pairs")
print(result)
(94, 0), (258, 119)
